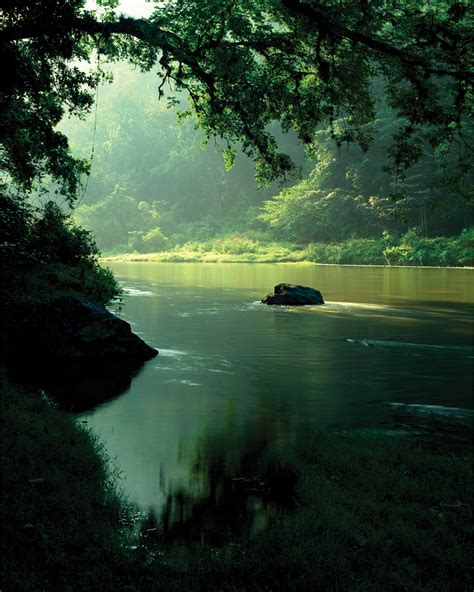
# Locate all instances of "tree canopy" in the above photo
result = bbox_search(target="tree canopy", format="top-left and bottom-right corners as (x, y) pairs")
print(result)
(1, 0), (473, 202)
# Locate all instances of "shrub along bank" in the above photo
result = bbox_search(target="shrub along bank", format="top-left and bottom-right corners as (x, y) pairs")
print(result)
(104, 228), (474, 267)
(0, 193), (120, 313)
(0, 192), (121, 364)
(1, 383), (472, 591)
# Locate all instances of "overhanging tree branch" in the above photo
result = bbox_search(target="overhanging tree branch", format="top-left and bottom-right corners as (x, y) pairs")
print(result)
(1, 1), (472, 199)
(281, 0), (473, 84)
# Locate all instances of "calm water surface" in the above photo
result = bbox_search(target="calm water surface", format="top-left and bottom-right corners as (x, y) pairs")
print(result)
(81, 263), (473, 541)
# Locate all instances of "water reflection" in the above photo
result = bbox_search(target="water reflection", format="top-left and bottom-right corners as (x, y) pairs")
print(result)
(159, 447), (272, 545)
(10, 358), (147, 413)
(131, 436), (297, 547)
(47, 361), (147, 413)
(80, 263), (473, 542)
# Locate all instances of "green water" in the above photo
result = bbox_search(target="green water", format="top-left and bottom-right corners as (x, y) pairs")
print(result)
(82, 263), (473, 540)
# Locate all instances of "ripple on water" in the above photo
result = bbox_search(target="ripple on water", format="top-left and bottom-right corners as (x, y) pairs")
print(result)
(154, 349), (233, 374)
(165, 379), (202, 387)
(386, 402), (474, 419)
(123, 286), (155, 297)
(366, 401), (473, 449)
(346, 338), (473, 357)
(157, 348), (189, 357)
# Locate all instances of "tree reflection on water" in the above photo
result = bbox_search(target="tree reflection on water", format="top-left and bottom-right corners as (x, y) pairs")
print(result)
(134, 439), (296, 547)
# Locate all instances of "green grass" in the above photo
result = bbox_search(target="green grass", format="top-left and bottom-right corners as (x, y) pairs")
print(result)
(0, 382), (130, 591)
(233, 432), (473, 591)
(2, 382), (471, 591)
(104, 228), (474, 267)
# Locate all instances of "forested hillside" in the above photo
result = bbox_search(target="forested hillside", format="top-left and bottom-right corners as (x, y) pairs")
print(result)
(61, 65), (472, 257)
(3, 0), (472, 264)
(59, 64), (302, 251)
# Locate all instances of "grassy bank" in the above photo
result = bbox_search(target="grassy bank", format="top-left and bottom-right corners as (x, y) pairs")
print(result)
(0, 382), (129, 591)
(1, 382), (472, 591)
(234, 433), (473, 591)
(104, 228), (474, 267)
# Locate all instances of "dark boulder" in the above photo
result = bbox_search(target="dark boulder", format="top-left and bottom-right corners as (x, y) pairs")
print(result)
(10, 296), (158, 366)
(262, 283), (324, 305)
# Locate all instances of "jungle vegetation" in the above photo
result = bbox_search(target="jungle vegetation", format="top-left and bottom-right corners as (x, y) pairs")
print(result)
(1, 1), (473, 266)
(56, 64), (472, 255)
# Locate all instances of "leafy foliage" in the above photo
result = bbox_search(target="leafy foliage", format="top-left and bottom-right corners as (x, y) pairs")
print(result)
(0, 188), (119, 307)
(103, 228), (473, 267)
(60, 66), (471, 253)
(260, 106), (473, 242)
(0, 0), (104, 199)
(1, 0), (472, 201)
(64, 64), (294, 250)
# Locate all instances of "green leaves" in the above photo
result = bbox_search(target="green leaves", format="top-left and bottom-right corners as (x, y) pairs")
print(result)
(222, 146), (237, 171)
(1, 0), (472, 201)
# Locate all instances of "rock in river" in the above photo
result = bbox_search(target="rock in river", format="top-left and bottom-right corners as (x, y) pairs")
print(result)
(262, 283), (324, 305)
(11, 296), (158, 366)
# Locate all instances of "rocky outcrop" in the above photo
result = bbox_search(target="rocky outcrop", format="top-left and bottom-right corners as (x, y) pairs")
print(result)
(262, 283), (324, 305)
(10, 296), (158, 366)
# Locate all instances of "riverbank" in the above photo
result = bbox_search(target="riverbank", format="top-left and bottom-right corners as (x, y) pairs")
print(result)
(2, 381), (472, 591)
(0, 381), (129, 590)
(103, 229), (474, 267)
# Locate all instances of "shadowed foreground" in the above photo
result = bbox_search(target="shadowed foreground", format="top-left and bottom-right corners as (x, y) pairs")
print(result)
(1, 382), (472, 591)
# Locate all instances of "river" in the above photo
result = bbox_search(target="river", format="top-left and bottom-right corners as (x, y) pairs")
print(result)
(80, 263), (473, 543)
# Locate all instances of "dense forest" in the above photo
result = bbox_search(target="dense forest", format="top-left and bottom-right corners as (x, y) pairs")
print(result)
(61, 64), (473, 258)
(2, 0), (473, 267)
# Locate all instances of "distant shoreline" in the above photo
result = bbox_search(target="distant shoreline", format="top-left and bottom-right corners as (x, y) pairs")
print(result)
(102, 251), (473, 269)
(101, 231), (473, 268)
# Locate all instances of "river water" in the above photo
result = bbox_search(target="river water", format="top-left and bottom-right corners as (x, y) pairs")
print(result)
(80, 263), (473, 542)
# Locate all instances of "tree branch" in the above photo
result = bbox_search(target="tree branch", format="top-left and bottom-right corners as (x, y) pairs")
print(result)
(281, 0), (473, 84)
(1, 14), (178, 50)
